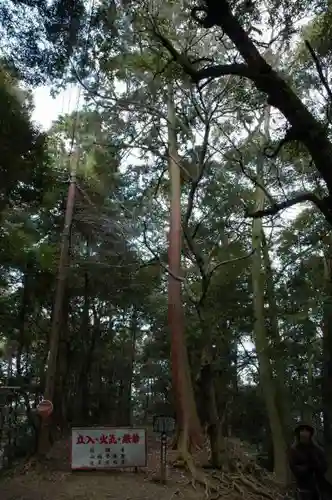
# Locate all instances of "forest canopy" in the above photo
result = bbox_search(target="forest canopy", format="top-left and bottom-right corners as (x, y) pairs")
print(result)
(1, 0), (332, 493)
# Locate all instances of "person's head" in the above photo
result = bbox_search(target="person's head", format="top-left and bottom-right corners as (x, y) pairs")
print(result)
(295, 423), (314, 444)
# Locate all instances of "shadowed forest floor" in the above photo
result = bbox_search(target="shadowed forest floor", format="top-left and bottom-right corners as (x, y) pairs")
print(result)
(0, 434), (201, 500)
(1, 469), (199, 500)
(0, 433), (285, 500)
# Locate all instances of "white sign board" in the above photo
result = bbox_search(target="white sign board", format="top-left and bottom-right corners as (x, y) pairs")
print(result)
(71, 427), (147, 470)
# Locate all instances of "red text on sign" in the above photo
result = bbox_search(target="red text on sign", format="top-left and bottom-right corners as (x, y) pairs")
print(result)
(76, 433), (141, 445)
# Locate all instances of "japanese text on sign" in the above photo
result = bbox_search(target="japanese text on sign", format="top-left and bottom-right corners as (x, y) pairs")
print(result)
(71, 428), (147, 470)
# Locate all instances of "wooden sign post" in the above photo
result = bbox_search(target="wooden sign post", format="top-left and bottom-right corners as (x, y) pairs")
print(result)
(153, 415), (176, 484)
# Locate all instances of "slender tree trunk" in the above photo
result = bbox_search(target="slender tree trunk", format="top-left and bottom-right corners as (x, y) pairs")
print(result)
(199, 348), (225, 468)
(167, 84), (203, 451)
(252, 204), (288, 483)
(303, 350), (314, 424)
(17, 262), (31, 376)
(322, 249), (332, 479)
(53, 284), (70, 431)
(121, 309), (138, 426)
(196, 317), (229, 467)
(38, 156), (77, 454)
(261, 230), (290, 438)
(251, 117), (288, 483)
(76, 266), (91, 421)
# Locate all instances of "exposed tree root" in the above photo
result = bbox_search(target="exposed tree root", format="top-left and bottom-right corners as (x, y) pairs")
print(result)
(171, 428), (219, 497)
(171, 434), (286, 500)
(238, 474), (276, 500)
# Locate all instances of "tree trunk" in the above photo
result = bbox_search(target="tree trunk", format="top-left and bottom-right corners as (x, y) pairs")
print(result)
(322, 249), (332, 479)
(120, 309), (138, 426)
(16, 261), (31, 377)
(199, 348), (225, 468)
(261, 229), (290, 438)
(303, 350), (314, 424)
(52, 284), (71, 431)
(38, 157), (77, 454)
(167, 84), (203, 451)
(77, 268), (91, 422)
(251, 135), (288, 483)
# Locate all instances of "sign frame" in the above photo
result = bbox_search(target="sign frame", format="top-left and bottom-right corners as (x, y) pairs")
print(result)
(153, 415), (176, 436)
(70, 426), (148, 471)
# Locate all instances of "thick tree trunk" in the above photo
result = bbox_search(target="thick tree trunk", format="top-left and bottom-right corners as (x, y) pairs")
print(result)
(167, 84), (203, 451)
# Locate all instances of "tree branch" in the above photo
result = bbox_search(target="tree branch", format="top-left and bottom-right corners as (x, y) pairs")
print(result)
(152, 27), (198, 80)
(152, 4), (332, 199)
(186, 0), (332, 193)
(246, 192), (332, 223)
(207, 249), (255, 277)
(152, 21), (254, 82)
(142, 221), (184, 282)
(184, 122), (211, 227)
(305, 40), (332, 105)
(196, 63), (255, 81)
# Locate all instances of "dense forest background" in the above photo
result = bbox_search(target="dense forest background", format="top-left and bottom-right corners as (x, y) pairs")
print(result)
(1, 0), (332, 486)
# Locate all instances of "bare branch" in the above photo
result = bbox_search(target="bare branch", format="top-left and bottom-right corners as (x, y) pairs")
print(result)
(196, 63), (255, 81)
(246, 192), (332, 223)
(184, 122), (211, 227)
(152, 23), (254, 82)
(181, 118), (213, 308)
(152, 27), (198, 80)
(142, 221), (184, 282)
(222, 118), (276, 207)
(305, 40), (332, 105)
(207, 249), (255, 277)
(153, 167), (167, 198)
(185, 0), (332, 195)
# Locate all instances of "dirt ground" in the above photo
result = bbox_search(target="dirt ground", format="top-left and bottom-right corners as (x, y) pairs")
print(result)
(0, 434), (284, 500)
(0, 436), (202, 500)
(1, 470), (200, 500)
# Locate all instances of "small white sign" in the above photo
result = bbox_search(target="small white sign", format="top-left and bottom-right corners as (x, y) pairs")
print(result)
(71, 427), (147, 470)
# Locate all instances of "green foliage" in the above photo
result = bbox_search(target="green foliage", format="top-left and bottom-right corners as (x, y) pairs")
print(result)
(0, 68), (50, 212)
(300, 6), (332, 59)
(1, 0), (332, 467)
(0, 0), (86, 84)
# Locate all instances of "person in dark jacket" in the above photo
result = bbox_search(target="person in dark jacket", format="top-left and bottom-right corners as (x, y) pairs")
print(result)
(289, 423), (331, 500)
